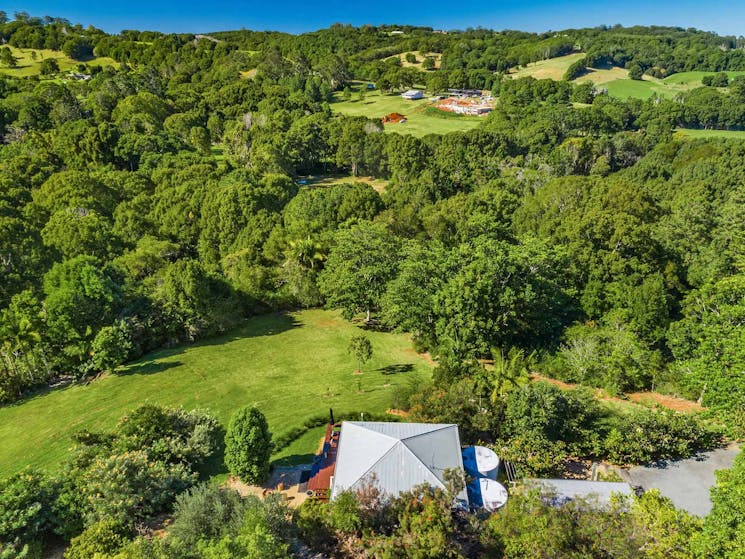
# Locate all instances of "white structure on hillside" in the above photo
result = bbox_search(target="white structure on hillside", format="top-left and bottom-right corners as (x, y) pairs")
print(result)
(401, 89), (424, 100)
(330, 422), (468, 505)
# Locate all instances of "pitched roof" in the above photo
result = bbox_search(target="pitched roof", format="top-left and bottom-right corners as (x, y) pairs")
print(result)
(330, 422), (468, 503)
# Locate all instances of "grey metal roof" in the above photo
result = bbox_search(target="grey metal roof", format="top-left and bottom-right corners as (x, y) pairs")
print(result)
(525, 478), (634, 509)
(330, 422), (468, 504)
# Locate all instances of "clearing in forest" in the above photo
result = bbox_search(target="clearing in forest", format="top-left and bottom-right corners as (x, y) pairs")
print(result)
(509, 52), (586, 80)
(298, 174), (390, 193)
(389, 50), (442, 68)
(0, 309), (431, 478)
(674, 128), (745, 140)
(330, 85), (483, 137)
(0, 45), (118, 77)
(510, 54), (745, 101)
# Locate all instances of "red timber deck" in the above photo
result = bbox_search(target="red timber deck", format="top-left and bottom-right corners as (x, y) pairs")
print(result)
(306, 423), (340, 499)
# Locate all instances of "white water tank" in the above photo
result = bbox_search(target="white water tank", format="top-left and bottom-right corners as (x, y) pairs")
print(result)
(473, 445), (500, 480)
(479, 478), (509, 511)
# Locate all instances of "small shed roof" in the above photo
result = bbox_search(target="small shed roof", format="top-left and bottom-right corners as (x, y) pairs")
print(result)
(330, 422), (468, 504)
(525, 478), (634, 509)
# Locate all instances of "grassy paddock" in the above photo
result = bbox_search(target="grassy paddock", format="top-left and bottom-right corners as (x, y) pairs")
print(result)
(509, 54), (745, 100)
(0, 309), (432, 477)
(330, 86), (483, 137)
(509, 53), (586, 80)
(0, 45), (118, 77)
(675, 128), (745, 139)
(299, 174), (390, 193)
(662, 70), (745, 86)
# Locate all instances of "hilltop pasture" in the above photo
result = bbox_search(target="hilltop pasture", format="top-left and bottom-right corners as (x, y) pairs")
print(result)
(0, 45), (118, 77)
(510, 53), (745, 100)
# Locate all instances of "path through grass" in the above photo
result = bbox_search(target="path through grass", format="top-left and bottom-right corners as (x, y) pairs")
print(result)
(0, 309), (431, 477)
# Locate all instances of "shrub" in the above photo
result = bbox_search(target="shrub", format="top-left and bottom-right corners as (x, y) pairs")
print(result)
(194, 494), (291, 559)
(80, 450), (196, 526)
(692, 451), (745, 557)
(494, 435), (568, 477)
(502, 382), (601, 455)
(168, 484), (247, 550)
(602, 409), (723, 464)
(115, 405), (222, 470)
(224, 406), (273, 483)
(295, 499), (334, 551)
(0, 469), (57, 548)
(90, 321), (132, 373)
(64, 520), (128, 559)
(329, 492), (362, 533)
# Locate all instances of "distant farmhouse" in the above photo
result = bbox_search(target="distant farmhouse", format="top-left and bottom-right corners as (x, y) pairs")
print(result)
(401, 89), (424, 100)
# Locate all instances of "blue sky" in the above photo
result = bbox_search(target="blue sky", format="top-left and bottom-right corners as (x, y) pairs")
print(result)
(4, 1), (745, 35)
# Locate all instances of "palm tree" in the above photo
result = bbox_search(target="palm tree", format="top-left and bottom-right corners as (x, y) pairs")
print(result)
(476, 347), (535, 405)
(286, 236), (325, 270)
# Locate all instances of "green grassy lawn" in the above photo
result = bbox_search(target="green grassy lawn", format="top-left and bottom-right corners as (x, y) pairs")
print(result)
(509, 53), (586, 81)
(0, 45), (119, 78)
(299, 174), (389, 193)
(330, 87), (483, 137)
(0, 309), (432, 478)
(675, 128), (745, 139)
(603, 78), (668, 99)
(602, 70), (745, 100)
(509, 54), (745, 100)
(662, 70), (745, 86)
(583, 70), (745, 100)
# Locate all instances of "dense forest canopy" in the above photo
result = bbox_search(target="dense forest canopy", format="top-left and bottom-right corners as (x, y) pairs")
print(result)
(0, 11), (744, 559)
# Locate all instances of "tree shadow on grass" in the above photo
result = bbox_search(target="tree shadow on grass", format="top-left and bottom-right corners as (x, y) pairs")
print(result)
(117, 360), (183, 377)
(376, 363), (414, 375)
(192, 312), (302, 347)
(272, 453), (316, 468)
(2, 312), (302, 408)
(118, 312), (301, 377)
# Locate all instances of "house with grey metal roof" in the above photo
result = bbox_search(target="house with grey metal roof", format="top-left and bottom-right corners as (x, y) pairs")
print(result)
(329, 422), (468, 505)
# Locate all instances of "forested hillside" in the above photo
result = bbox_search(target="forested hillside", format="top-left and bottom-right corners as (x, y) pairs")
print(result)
(0, 12), (744, 559)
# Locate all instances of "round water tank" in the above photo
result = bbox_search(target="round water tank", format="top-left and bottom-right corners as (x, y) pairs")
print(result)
(479, 478), (508, 511)
(473, 445), (500, 480)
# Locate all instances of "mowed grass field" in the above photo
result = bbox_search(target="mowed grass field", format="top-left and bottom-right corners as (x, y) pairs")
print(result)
(509, 53), (586, 80)
(509, 53), (745, 100)
(0, 45), (118, 77)
(0, 309), (432, 477)
(330, 87), (484, 137)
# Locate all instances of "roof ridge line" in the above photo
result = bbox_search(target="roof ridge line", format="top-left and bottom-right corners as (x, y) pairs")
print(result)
(350, 422), (399, 441)
(352, 441), (403, 487)
(399, 443), (446, 489)
(400, 424), (455, 441)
